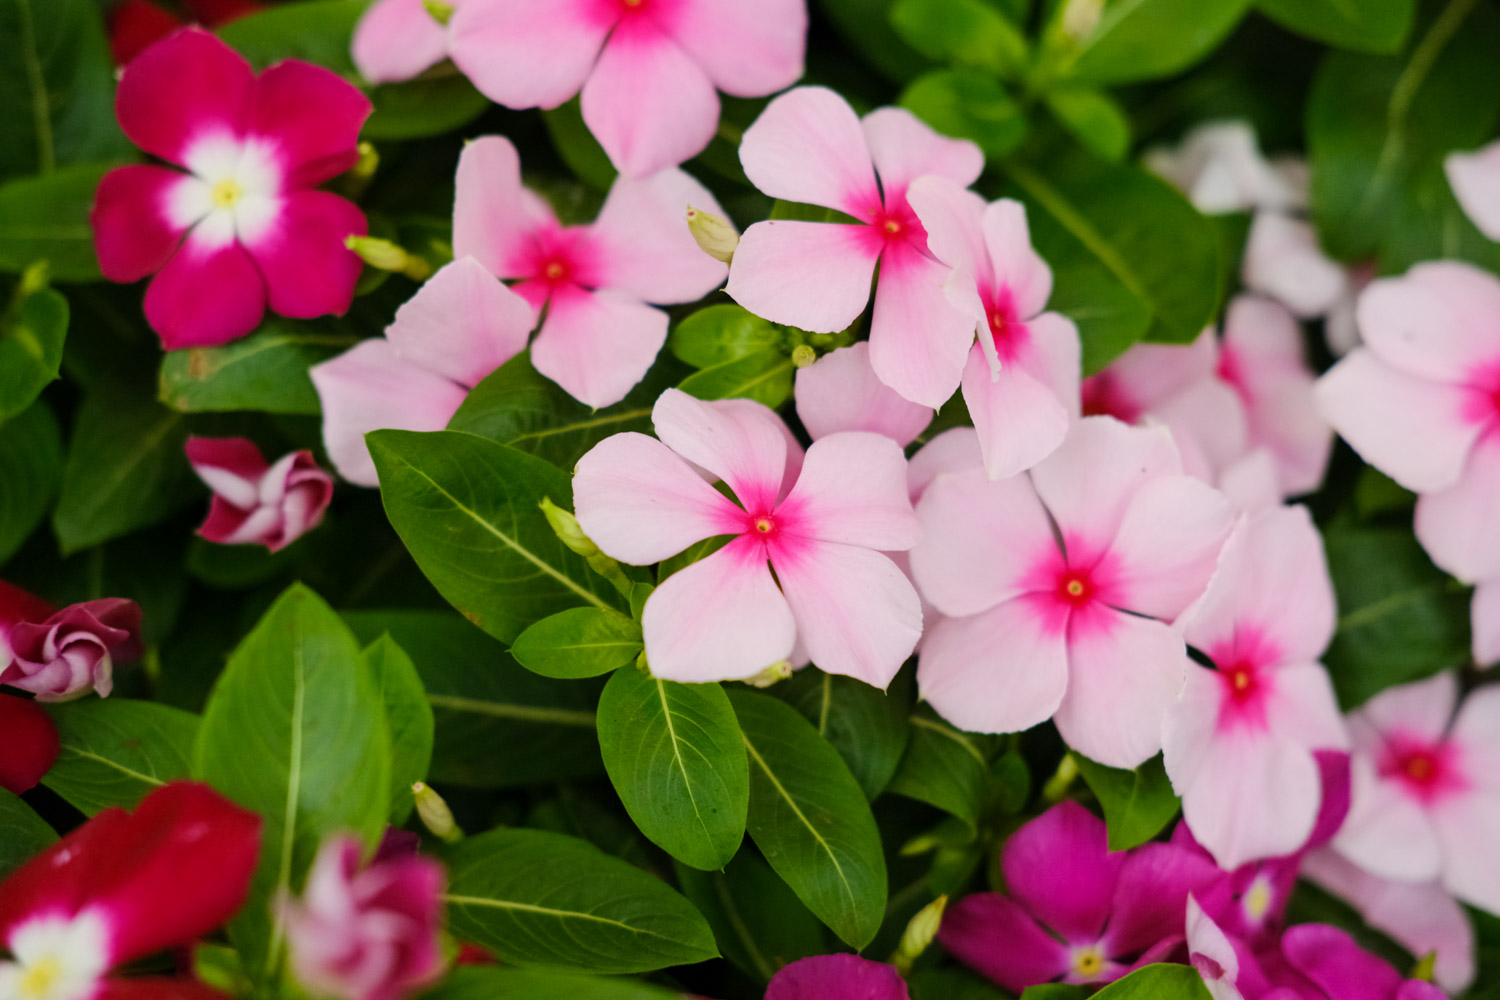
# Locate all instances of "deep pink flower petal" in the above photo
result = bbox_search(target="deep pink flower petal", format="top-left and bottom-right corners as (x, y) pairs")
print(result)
(1281, 924), (1405, 1000)
(92, 165), (189, 283)
(765, 955), (907, 1000)
(115, 28), (254, 166)
(1446, 141), (1500, 240)
(860, 106), (983, 205)
(962, 343), (1071, 482)
(246, 60), (371, 187)
(724, 220), (880, 333)
(1306, 749), (1353, 850)
(868, 240), (974, 407)
(185, 436), (269, 485)
(738, 86), (880, 216)
(982, 198), (1054, 320)
(1105, 842), (1224, 957)
(795, 343), (933, 446)
(1358, 262), (1500, 384)
(97, 980), (238, 1000)
(1002, 801), (1120, 943)
(0, 694), (59, 795)
(1333, 754), (1444, 884)
(1415, 436), (1500, 583)
(449, 0), (612, 110)
(590, 169), (730, 304)
(938, 892), (1073, 993)
(144, 238), (266, 350)
(1106, 474), (1233, 621)
(352, 0), (450, 84)
(530, 287), (667, 409)
(651, 388), (789, 516)
(1476, 581), (1500, 666)
(385, 258), (534, 389)
(1241, 213), (1348, 318)
(242, 190), (365, 321)
(452, 135), (556, 281)
(0, 582), (56, 625)
(641, 536), (796, 682)
(660, 0), (806, 97)
(779, 432), (921, 551)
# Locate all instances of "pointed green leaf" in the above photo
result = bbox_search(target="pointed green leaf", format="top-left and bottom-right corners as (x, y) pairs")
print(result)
(677, 349), (795, 408)
(420, 966), (680, 1000)
(777, 669), (910, 800)
(1075, 752), (1180, 850)
(1257, 0), (1415, 53)
(0, 790), (55, 879)
(363, 634), (434, 824)
(0, 164), (112, 280)
(0, 286), (66, 420)
(0, 399), (61, 566)
(1092, 964), (1213, 998)
(42, 698), (198, 815)
(676, 852), (827, 983)
(670, 305), (783, 369)
(512, 607), (643, 679)
(1063, 0), (1253, 85)
(158, 325), (355, 414)
(886, 706), (993, 835)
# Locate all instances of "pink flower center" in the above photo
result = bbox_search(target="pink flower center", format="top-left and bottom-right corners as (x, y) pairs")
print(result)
(1080, 372), (1141, 423)
(540, 257), (571, 287)
(1222, 662), (1257, 703)
(1055, 569), (1093, 607)
(982, 289), (1030, 365)
(1215, 344), (1249, 401)
(1379, 734), (1467, 805)
(866, 201), (922, 248)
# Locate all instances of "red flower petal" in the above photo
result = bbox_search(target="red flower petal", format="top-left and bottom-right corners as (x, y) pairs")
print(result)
(116, 28), (255, 167)
(0, 694), (59, 795)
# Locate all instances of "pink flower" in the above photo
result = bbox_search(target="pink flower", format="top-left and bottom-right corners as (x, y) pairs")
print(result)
(282, 834), (445, 1000)
(908, 176), (1081, 479)
(939, 802), (1222, 992)
(909, 417), (1233, 766)
(765, 954), (909, 1000)
(1445, 141), (1500, 241)
(0, 782), (261, 1000)
(186, 437), (334, 552)
(449, 0), (806, 176)
(453, 135), (731, 408)
(1143, 121), (1307, 216)
(1163, 506), (1349, 869)
(794, 342), (932, 447)
(1330, 671), (1500, 915)
(1187, 895), (1258, 1000)
(1269, 924), (1449, 1000)
(92, 29), (372, 350)
(725, 87), (984, 407)
(0, 693), (59, 795)
(1241, 213), (1351, 322)
(310, 256), (535, 486)
(573, 388), (923, 685)
(352, 0), (464, 84)
(0, 581), (143, 702)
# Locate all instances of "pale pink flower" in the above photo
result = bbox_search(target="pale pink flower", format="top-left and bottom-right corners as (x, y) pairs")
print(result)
(310, 256), (534, 486)
(352, 0), (464, 84)
(453, 135), (730, 408)
(573, 388), (923, 686)
(449, 0), (806, 176)
(1143, 120), (1307, 215)
(186, 437), (334, 552)
(794, 342), (932, 447)
(1446, 141), (1500, 241)
(907, 177), (1081, 479)
(1241, 212), (1351, 321)
(909, 417), (1234, 767)
(1163, 506), (1349, 870)
(1331, 671), (1500, 915)
(725, 87), (984, 407)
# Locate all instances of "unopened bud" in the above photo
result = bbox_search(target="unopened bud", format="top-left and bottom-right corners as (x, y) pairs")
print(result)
(686, 205), (738, 264)
(345, 236), (433, 281)
(790, 344), (817, 368)
(891, 895), (947, 975)
(1411, 951), (1437, 983)
(413, 782), (463, 843)
(1042, 752), (1079, 804)
(18, 261), (49, 299)
(540, 497), (600, 558)
(743, 661), (793, 688)
(352, 141), (379, 181)
(1060, 0), (1104, 41)
(422, 0), (455, 26)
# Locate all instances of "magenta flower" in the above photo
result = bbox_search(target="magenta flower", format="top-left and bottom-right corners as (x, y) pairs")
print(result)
(573, 388), (922, 685)
(0, 693), (59, 796)
(450, 0), (806, 176)
(794, 342), (933, 447)
(1446, 140), (1500, 241)
(939, 802), (1222, 992)
(0, 581), (143, 702)
(453, 135), (731, 408)
(907, 176), (1081, 479)
(186, 437), (334, 552)
(0, 782), (261, 1000)
(310, 256), (536, 486)
(1330, 671), (1500, 915)
(765, 954), (908, 999)
(352, 0), (463, 84)
(725, 87), (984, 407)
(1269, 924), (1448, 1000)
(92, 29), (371, 350)
(282, 834), (445, 1000)
(1163, 506), (1349, 869)
(1187, 895), (1266, 1000)
(909, 417), (1233, 766)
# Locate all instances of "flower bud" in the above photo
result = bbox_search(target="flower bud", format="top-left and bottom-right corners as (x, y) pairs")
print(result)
(0, 580), (143, 701)
(1060, 0), (1104, 41)
(686, 205), (738, 264)
(422, 0), (454, 26)
(413, 782), (463, 844)
(743, 661), (793, 688)
(540, 497), (600, 558)
(344, 236), (433, 281)
(790, 344), (817, 368)
(187, 437), (334, 553)
(891, 895), (947, 975)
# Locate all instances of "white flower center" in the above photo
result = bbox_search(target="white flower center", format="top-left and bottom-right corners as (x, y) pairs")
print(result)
(166, 131), (284, 252)
(0, 911), (111, 1000)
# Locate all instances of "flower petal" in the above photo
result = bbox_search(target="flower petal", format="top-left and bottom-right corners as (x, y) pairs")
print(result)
(449, 0), (612, 109)
(861, 106), (983, 206)
(1446, 141), (1500, 240)
(906, 175), (988, 282)
(1356, 670), (1459, 746)
(738, 86), (880, 216)
(590, 168), (730, 303)
(242, 190), (365, 321)
(115, 28), (254, 166)
(144, 237), (266, 350)
(651, 387), (789, 515)
(1105, 474), (1234, 621)
(1281, 924), (1405, 1000)
(1107, 842), (1224, 957)
(1431, 790), (1500, 918)
(1003, 801), (1121, 943)
(531, 287), (667, 409)
(1333, 755), (1445, 883)
(868, 239), (974, 407)
(352, 0), (450, 84)
(385, 258), (534, 389)
(452, 135), (556, 280)
(982, 198), (1053, 320)
(660, 0), (806, 97)
(795, 342), (933, 446)
(1240, 213), (1347, 318)
(0, 694), (59, 796)
(962, 343), (1071, 481)
(1414, 435), (1500, 583)
(907, 427), (983, 502)
(1358, 261), (1500, 384)
(779, 432), (921, 551)
(1474, 580), (1500, 667)
(724, 220), (880, 333)
(246, 59), (371, 186)
(92, 165), (190, 283)
(938, 892), (1073, 994)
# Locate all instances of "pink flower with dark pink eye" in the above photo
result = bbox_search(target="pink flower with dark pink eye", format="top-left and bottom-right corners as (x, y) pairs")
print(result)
(907, 176), (1081, 479)
(0, 782), (261, 1000)
(0, 693), (59, 796)
(1331, 671), (1500, 915)
(186, 437), (334, 552)
(352, 0), (466, 84)
(452, 135), (731, 408)
(909, 417), (1234, 767)
(725, 87), (984, 408)
(92, 28), (371, 350)
(0, 581), (144, 702)
(573, 388), (923, 686)
(450, 0), (806, 176)
(282, 835), (445, 1000)
(764, 954), (909, 1000)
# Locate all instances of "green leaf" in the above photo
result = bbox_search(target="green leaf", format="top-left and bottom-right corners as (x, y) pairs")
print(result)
(52, 387), (198, 553)
(1059, 0), (1253, 86)
(889, 0), (1028, 77)
(1020, 985), (1089, 1000)
(444, 827), (719, 973)
(677, 349), (795, 408)
(598, 668), (748, 870)
(420, 965), (680, 1000)
(194, 584), (393, 984)
(1045, 86), (1130, 161)
(369, 429), (624, 644)
(1075, 752), (1180, 850)
(363, 634), (434, 825)
(158, 326), (356, 415)
(0, 286), (65, 420)
(0, 163), (111, 281)
(886, 706), (991, 836)
(821, 0), (933, 82)
(910, 968), (1013, 1000)
(343, 609), (606, 789)
(777, 669), (911, 800)
(670, 304), (783, 369)
(0, 789), (54, 882)
(366, 73), (490, 141)
(41, 698), (198, 816)
(730, 689), (887, 950)
(1257, 0), (1415, 53)
(899, 69), (1028, 159)
(512, 608), (643, 679)
(1323, 523), (1471, 708)
(543, 98), (619, 191)
(215, 0), (361, 73)
(676, 851), (827, 983)
(0, 398), (62, 566)
(1092, 963), (1213, 998)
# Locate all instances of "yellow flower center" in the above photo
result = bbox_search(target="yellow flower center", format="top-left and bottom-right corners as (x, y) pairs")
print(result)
(1072, 945), (1105, 978)
(883, 219), (902, 234)
(1243, 877), (1272, 922)
(19, 957), (63, 1000)
(211, 178), (243, 209)
(754, 518), (774, 533)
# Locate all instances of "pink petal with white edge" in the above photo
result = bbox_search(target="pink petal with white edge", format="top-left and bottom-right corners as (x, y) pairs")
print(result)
(1430, 788), (1500, 913)
(243, 190), (366, 320)
(1054, 605), (1187, 769)
(909, 467), (1056, 619)
(641, 535), (796, 682)
(591, 168), (730, 304)
(115, 28), (254, 166)
(1241, 212), (1347, 318)
(905, 175), (989, 285)
(247, 60), (372, 187)
(779, 432), (921, 551)
(982, 198), (1054, 320)
(1415, 434), (1500, 583)
(907, 427), (983, 501)
(868, 239), (975, 407)
(795, 343), (933, 445)
(772, 539), (921, 688)
(308, 339), (468, 487)
(917, 596), (1070, 735)
(144, 238), (266, 350)
(530, 286), (668, 409)
(962, 344), (1071, 481)
(1474, 580), (1500, 666)
(652, 388), (789, 515)
(186, 436), (267, 509)
(449, 0), (612, 110)
(1103, 475), (1233, 621)
(1334, 754), (1445, 883)
(739, 87), (880, 216)
(1316, 349), (1480, 493)
(92, 165), (189, 283)
(861, 106), (983, 205)
(573, 432), (742, 566)
(582, 18), (720, 176)
(1357, 670), (1459, 746)
(452, 136), (556, 280)
(1358, 261), (1500, 384)
(1446, 141), (1500, 240)
(1187, 896), (1244, 1000)
(725, 220), (880, 333)
(385, 258), (533, 388)
(352, 0), (450, 84)
(659, 0), (806, 96)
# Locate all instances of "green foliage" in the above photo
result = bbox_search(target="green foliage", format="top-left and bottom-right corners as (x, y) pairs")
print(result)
(1257, 0), (1416, 53)
(0, 164), (112, 280)
(363, 634), (435, 824)
(422, 966), (681, 1000)
(215, 0), (361, 73)
(0, 285), (66, 420)
(1075, 752), (1181, 850)
(670, 304), (783, 368)
(900, 69), (1029, 158)
(1049, 0), (1255, 86)
(887, 706), (993, 836)
(890, 0), (1029, 77)
(1093, 964), (1214, 998)
(158, 326), (355, 415)
(42, 698), (198, 815)
(776, 668), (911, 800)
(0, 790), (56, 880)
(0, 398), (61, 566)
(676, 851), (828, 983)
(512, 607), (644, 679)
